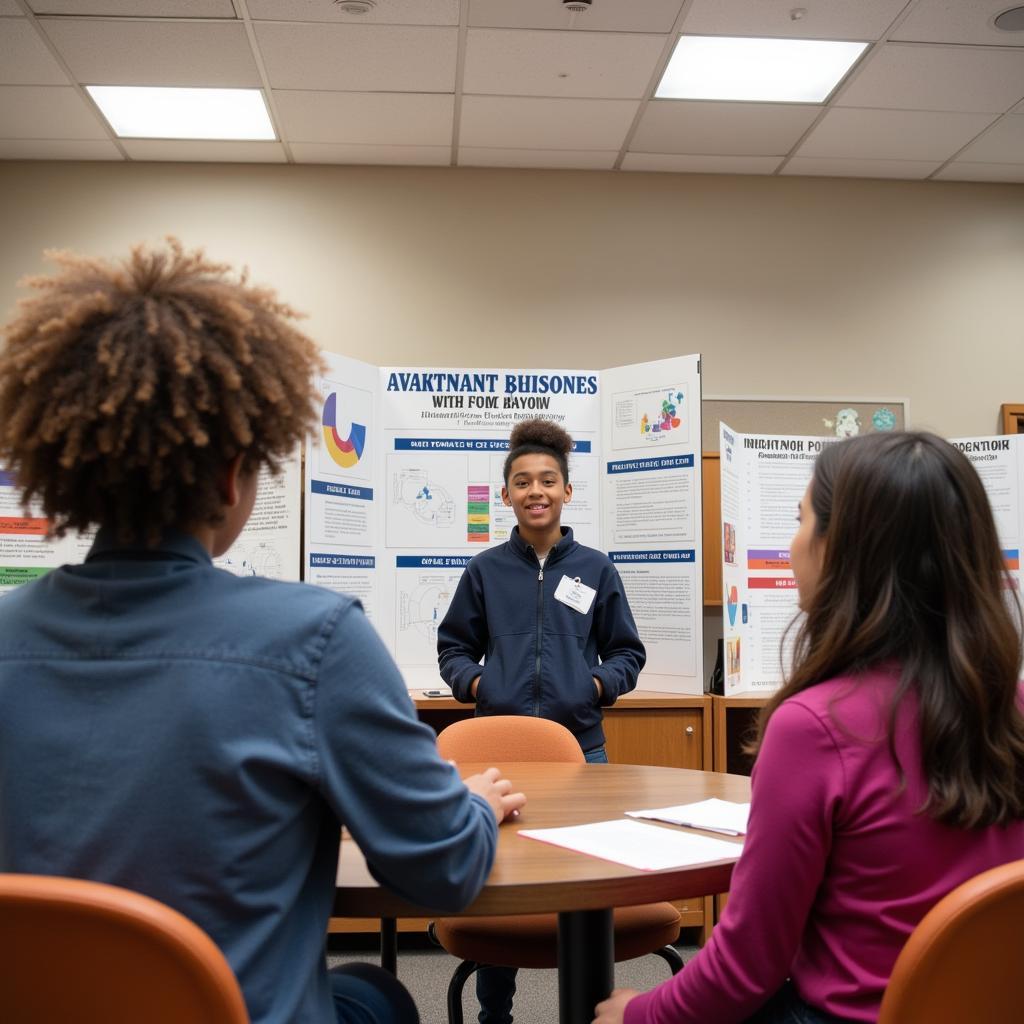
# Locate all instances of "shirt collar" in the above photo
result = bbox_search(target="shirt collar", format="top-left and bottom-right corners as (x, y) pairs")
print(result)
(85, 526), (213, 567)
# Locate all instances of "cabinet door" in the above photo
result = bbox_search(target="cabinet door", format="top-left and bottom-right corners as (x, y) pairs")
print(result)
(603, 708), (705, 769)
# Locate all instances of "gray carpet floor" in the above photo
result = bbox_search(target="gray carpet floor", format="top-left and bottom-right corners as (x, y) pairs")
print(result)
(327, 937), (699, 1024)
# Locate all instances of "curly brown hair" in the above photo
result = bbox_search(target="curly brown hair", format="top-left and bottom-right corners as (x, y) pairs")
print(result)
(502, 417), (573, 484)
(0, 239), (324, 544)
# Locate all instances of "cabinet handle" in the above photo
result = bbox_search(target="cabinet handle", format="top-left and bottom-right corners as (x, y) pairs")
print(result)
(685, 726), (695, 736)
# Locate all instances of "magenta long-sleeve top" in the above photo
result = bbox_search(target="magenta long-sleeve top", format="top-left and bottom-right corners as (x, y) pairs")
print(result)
(625, 668), (1024, 1023)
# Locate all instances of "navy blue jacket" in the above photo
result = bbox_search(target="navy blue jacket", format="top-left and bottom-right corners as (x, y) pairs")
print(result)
(437, 526), (645, 751)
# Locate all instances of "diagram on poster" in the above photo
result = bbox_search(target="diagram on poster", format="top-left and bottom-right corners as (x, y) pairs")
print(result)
(386, 453), (464, 547)
(612, 384), (689, 451)
(393, 555), (469, 666)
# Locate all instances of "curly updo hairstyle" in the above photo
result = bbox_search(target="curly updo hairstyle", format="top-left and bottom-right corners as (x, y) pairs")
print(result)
(502, 417), (573, 485)
(0, 238), (324, 545)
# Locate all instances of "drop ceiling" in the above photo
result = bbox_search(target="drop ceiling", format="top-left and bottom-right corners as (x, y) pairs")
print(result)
(1, 0), (1023, 182)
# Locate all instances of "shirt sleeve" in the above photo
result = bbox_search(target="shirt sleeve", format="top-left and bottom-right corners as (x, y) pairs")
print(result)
(312, 599), (498, 913)
(591, 564), (646, 705)
(436, 564), (488, 703)
(624, 699), (844, 1024)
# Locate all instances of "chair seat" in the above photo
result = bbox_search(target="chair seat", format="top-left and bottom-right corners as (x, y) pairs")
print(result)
(433, 902), (681, 969)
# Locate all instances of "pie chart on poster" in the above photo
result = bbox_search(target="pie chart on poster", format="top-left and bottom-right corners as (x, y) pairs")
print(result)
(726, 585), (739, 627)
(322, 392), (366, 469)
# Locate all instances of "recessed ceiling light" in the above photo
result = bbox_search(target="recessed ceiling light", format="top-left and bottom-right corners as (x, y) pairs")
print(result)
(656, 35), (868, 104)
(85, 86), (276, 141)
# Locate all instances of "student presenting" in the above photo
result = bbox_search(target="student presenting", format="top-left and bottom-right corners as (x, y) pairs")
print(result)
(438, 417), (645, 1024)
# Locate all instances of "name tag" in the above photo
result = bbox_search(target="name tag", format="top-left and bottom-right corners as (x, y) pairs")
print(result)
(554, 574), (596, 615)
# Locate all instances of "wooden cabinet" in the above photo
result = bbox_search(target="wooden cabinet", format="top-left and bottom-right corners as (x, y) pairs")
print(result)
(711, 695), (768, 775)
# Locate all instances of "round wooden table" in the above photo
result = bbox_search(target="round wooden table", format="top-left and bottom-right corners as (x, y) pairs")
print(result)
(335, 762), (750, 1024)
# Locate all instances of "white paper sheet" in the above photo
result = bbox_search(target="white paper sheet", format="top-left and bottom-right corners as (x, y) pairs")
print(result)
(626, 797), (751, 836)
(518, 819), (743, 871)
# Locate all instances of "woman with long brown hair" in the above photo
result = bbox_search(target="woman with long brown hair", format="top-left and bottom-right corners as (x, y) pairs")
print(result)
(596, 431), (1024, 1024)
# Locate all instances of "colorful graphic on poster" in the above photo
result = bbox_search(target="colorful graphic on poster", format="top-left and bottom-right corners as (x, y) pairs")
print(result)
(467, 485), (489, 543)
(640, 389), (684, 437)
(612, 383), (689, 450)
(322, 392), (366, 469)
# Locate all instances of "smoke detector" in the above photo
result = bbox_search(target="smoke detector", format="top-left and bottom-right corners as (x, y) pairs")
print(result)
(334, 0), (376, 14)
(994, 5), (1024, 30)
(563, 0), (593, 12)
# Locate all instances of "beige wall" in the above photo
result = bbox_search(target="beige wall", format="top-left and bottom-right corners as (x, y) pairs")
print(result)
(1, 160), (1022, 437)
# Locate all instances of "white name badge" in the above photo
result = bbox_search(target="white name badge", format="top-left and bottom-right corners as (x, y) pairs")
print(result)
(554, 574), (596, 615)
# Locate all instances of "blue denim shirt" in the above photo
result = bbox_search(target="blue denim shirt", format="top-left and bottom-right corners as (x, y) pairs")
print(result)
(0, 530), (497, 1023)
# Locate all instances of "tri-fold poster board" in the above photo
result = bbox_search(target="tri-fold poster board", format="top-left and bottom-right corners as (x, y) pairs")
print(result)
(720, 426), (1024, 696)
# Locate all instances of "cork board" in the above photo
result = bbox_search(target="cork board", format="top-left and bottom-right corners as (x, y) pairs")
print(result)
(701, 396), (909, 452)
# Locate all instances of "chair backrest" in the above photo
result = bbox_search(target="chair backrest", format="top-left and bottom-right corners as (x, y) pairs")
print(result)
(0, 873), (249, 1024)
(437, 715), (585, 763)
(877, 858), (1024, 1024)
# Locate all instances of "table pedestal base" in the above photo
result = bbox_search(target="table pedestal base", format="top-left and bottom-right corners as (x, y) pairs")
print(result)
(558, 908), (613, 1024)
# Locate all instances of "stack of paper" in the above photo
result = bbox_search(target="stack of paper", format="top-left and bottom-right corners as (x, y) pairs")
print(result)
(518, 819), (743, 872)
(625, 798), (750, 836)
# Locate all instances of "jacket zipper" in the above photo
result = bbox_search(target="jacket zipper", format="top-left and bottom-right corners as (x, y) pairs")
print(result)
(533, 565), (544, 716)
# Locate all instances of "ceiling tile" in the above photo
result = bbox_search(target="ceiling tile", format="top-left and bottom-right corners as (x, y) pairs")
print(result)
(29, 1), (234, 14)
(957, 114), (1024, 161)
(0, 138), (122, 159)
(631, 100), (821, 156)
(460, 95), (639, 149)
(290, 142), (451, 165)
(0, 85), (109, 139)
(0, 1), (23, 13)
(837, 43), (1024, 113)
(122, 139), (286, 162)
(0, 19), (70, 85)
(248, 0), (458, 25)
(464, 29), (666, 99)
(274, 91), (453, 146)
(934, 161), (1024, 182)
(39, 19), (260, 87)
(458, 147), (617, 169)
(681, 0), (906, 39)
(781, 156), (940, 179)
(892, 0), (1024, 47)
(622, 152), (782, 173)
(255, 23), (457, 92)
(468, 0), (685, 34)
(798, 107), (997, 160)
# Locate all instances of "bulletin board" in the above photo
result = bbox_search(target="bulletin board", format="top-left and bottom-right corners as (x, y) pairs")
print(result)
(701, 396), (909, 452)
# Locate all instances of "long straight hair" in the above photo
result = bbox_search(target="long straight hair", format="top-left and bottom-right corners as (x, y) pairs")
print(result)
(754, 431), (1024, 828)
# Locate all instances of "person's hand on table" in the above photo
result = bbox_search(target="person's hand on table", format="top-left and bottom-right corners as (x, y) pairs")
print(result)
(463, 765), (527, 824)
(593, 988), (639, 1024)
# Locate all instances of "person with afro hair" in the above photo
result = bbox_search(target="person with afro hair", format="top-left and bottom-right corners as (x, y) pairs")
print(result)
(0, 240), (524, 1024)
(437, 416), (645, 1024)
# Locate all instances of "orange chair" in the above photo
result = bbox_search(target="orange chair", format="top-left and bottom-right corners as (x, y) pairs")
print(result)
(878, 858), (1024, 1024)
(432, 715), (683, 1024)
(0, 874), (249, 1024)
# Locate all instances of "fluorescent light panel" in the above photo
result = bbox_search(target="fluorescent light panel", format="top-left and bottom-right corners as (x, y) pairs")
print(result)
(86, 86), (276, 140)
(656, 36), (868, 104)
